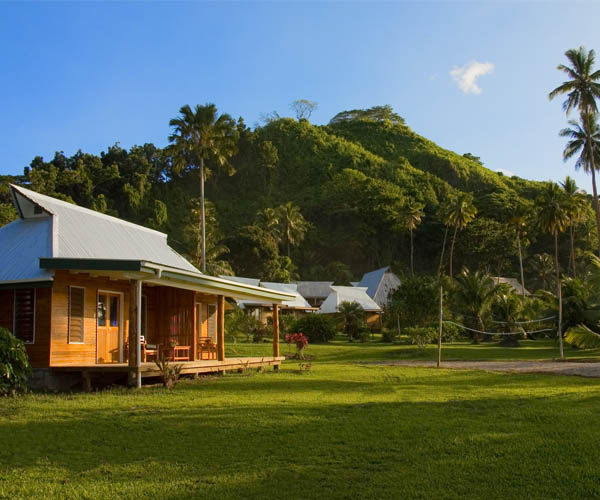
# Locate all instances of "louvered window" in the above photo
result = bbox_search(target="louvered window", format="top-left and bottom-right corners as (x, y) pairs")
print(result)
(69, 287), (85, 343)
(207, 304), (217, 341)
(14, 289), (35, 344)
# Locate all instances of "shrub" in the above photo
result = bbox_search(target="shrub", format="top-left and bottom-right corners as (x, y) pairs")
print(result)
(225, 306), (263, 343)
(0, 328), (31, 396)
(381, 327), (399, 343)
(292, 314), (337, 343)
(405, 327), (437, 349)
(285, 333), (309, 358)
(154, 357), (182, 389)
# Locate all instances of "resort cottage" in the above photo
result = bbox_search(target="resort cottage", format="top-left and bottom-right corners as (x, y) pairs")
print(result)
(0, 185), (293, 389)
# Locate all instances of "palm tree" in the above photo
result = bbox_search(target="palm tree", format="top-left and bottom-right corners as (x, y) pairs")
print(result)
(169, 104), (238, 272)
(445, 193), (477, 277)
(256, 207), (281, 240)
(338, 301), (365, 342)
(508, 214), (528, 296)
(560, 114), (600, 256)
(549, 46), (600, 116)
(537, 183), (571, 358)
(549, 46), (600, 255)
(452, 268), (498, 343)
(402, 200), (425, 276)
(529, 253), (556, 291)
(276, 202), (309, 257)
(561, 176), (588, 275)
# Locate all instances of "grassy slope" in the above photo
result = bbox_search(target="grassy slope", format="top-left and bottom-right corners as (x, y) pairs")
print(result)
(2, 342), (600, 499)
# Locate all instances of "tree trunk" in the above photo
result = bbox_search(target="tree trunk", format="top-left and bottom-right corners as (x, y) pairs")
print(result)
(449, 225), (458, 278)
(555, 232), (564, 360)
(569, 224), (576, 277)
(517, 233), (525, 296)
(589, 155), (600, 257)
(410, 227), (414, 276)
(438, 225), (449, 278)
(200, 159), (206, 273)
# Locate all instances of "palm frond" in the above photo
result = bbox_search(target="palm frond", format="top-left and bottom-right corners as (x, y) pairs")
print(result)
(565, 324), (600, 349)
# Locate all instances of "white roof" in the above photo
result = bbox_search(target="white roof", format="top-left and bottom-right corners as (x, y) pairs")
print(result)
(357, 266), (401, 307)
(296, 281), (335, 298)
(318, 286), (382, 314)
(8, 185), (198, 274)
(261, 282), (314, 309)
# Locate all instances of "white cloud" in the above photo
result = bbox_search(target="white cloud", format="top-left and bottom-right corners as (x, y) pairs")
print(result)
(450, 61), (494, 94)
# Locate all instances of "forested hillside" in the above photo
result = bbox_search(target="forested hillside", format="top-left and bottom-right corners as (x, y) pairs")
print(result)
(0, 106), (594, 284)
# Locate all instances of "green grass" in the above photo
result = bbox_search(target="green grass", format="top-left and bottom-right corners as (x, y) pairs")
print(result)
(228, 338), (600, 363)
(2, 342), (600, 499)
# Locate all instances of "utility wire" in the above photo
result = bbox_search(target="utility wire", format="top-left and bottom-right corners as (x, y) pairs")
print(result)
(443, 320), (554, 336)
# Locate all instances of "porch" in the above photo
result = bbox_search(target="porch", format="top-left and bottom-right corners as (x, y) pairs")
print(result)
(54, 356), (285, 386)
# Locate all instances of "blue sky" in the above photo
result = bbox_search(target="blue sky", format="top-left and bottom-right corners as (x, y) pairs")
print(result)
(1, 1), (600, 192)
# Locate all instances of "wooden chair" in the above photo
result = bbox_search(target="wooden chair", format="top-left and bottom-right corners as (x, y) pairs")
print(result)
(198, 337), (217, 360)
(140, 336), (159, 362)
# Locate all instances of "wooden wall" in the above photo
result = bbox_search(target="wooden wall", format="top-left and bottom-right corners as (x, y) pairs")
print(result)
(50, 271), (130, 366)
(0, 288), (51, 367)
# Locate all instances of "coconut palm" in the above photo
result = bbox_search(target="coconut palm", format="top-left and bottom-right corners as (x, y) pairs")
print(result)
(452, 268), (498, 343)
(508, 214), (528, 296)
(445, 193), (477, 277)
(529, 253), (556, 292)
(536, 183), (571, 358)
(169, 104), (238, 272)
(560, 114), (600, 256)
(338, 301), (366, 342)
(549, 46), (600, 116)
(256, 207), (281, 240)
(276, 202), (309, 257)
(402, 200), (425, 276)
(561, 176), (589, 275)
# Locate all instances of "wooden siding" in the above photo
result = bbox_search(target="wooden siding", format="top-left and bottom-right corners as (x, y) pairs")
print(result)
(0, 288), (51, 367)
(50, 271), (131, 366)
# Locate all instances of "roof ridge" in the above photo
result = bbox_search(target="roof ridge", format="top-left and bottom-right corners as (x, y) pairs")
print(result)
(10, 184), (168, 239)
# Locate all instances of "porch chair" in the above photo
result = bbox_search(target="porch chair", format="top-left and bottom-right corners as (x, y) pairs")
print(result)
(198, 337), (217, 360)
(140, 336), (159, 362)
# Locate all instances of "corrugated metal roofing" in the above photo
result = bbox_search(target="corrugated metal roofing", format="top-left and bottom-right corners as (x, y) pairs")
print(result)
(493, 277), (530, 296)
(11, 185), (199, 273)
(318, 286), (382, 314)
(220, 276), (261, 287)
(296, 281), (335, 299)
(357, 266), (401, 307)
(261, 282), (313, 309)
(0, 218), (53, 282)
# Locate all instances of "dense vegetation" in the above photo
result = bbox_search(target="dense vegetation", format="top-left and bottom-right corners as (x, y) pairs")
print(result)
(1, 105), (595, 286)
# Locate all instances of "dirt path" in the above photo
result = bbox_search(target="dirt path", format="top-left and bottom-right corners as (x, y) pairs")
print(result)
(368, 360), (600, 378)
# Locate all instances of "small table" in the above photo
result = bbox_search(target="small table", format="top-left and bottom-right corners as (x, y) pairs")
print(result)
(169, 345), (191, 361)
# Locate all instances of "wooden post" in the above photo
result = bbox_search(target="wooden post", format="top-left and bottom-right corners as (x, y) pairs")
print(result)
(128, 279), (142, 388)
(217, 295), (225, 361)
(273, 304), (280, 357)
(437, 284), (443, 368)
(192, 295), (197, 361)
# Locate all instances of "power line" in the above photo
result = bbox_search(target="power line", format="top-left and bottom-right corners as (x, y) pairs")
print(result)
(443, 320), (554, 336)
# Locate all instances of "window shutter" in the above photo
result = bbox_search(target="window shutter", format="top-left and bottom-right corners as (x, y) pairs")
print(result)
(69, 287), (85, 343)
(14, 289), (35, 344)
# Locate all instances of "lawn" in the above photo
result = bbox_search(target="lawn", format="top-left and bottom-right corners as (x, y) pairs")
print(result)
(2, 342), (600, 499)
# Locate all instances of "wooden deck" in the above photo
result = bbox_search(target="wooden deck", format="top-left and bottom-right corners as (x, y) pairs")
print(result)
(53, 356), (285, 378)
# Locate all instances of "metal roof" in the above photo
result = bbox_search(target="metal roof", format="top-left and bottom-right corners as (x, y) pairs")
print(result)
(318, 286), (382, 314)
(11, 184), (198, 273)
(357, 266), (401, 307)
(296, 281), (335, 298)
(493, 277), (530, 296)
(0, 218), (53, 283)
(1, 185), (294, 303)
(260, 282), (315, 309)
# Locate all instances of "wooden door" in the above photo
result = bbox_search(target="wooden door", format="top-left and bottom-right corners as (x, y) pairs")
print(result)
(97, 292), (121, 363)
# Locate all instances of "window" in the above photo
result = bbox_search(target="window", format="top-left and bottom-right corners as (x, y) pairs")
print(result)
(207, 304), (217, 341)
(14, 288), (35, 344)
(69, 287), (85, 343)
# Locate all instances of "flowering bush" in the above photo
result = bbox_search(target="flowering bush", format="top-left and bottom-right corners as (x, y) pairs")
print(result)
(285, 333), (309, 358)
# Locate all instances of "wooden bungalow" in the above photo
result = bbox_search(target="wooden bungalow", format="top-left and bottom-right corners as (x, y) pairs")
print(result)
(223, 277), (317, 324)
(0, 185), (293, 389)
(318, 286), (383, 330)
